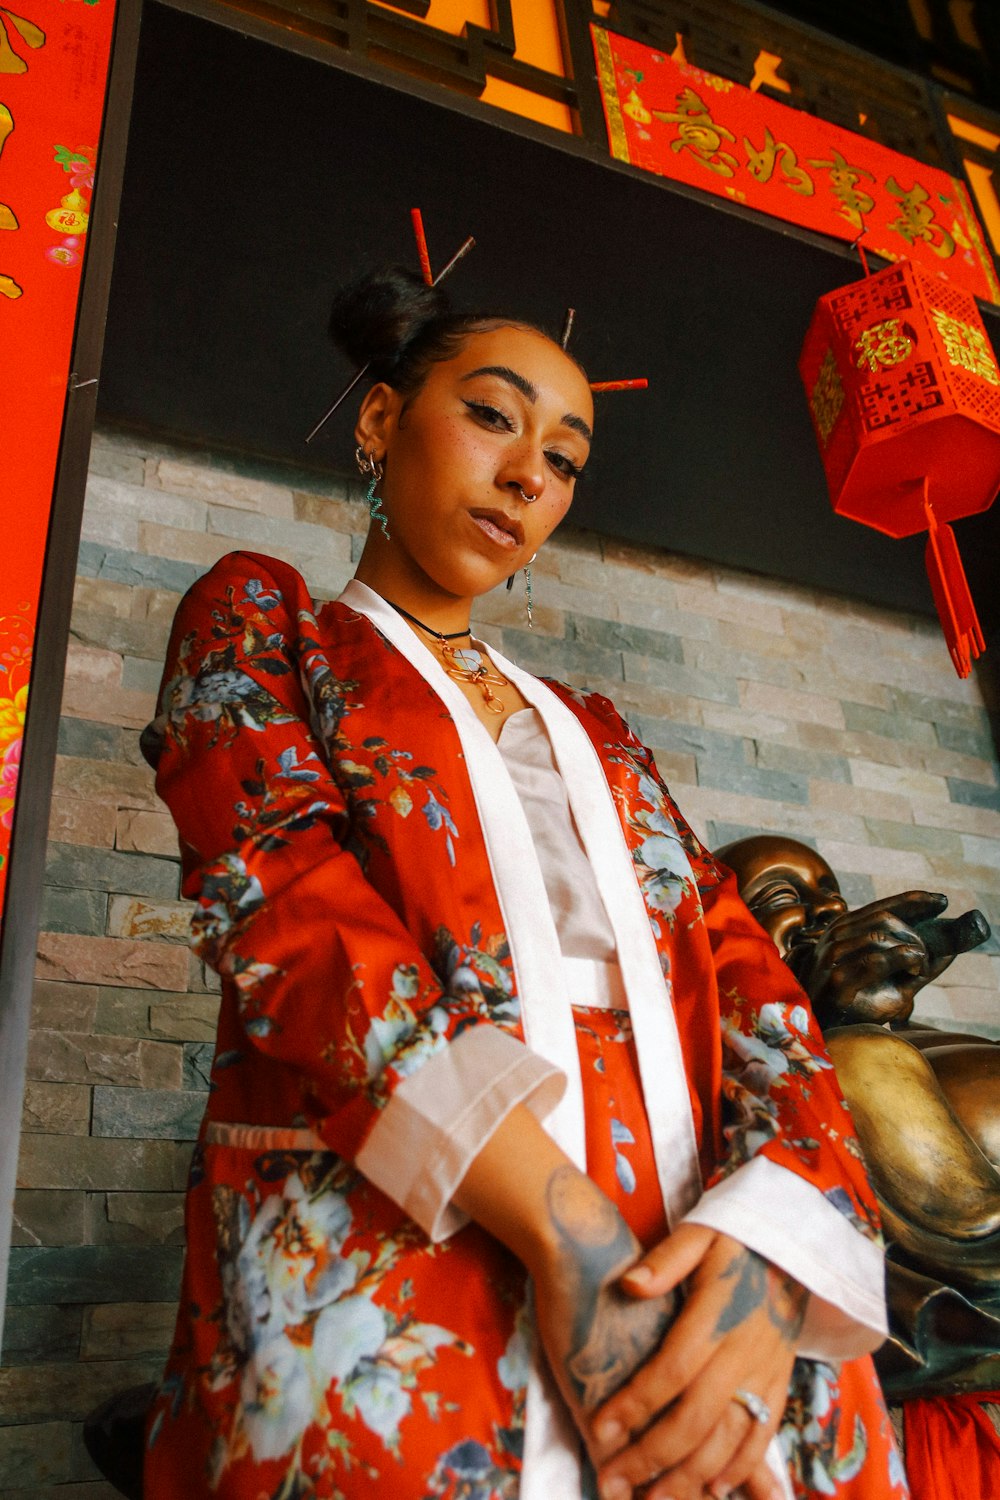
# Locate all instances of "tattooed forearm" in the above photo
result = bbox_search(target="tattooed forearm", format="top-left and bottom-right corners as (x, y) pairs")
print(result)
(547, 1165), (639, 1314)
(713, 1247), (807, 1343)
(545, 1166), (677, 1411)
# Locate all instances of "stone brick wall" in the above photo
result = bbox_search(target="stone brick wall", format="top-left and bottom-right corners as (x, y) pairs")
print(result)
(3, 425), (999, 1493)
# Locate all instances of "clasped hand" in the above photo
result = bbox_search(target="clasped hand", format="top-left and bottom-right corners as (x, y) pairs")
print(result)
(533, 1196), (805, 1500)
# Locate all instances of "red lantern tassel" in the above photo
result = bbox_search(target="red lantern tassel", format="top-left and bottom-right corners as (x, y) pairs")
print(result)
(924, 501), (985, 678)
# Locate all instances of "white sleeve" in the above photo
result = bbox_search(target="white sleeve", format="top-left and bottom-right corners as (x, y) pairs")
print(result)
(355, 1024), (566, 1242)
(683, 1155), (888, 1360)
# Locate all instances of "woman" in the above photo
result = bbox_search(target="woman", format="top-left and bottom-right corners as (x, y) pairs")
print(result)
(143, 269), (906, 1500)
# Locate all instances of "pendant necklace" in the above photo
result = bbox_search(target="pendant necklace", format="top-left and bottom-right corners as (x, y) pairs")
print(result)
(386, 600), (510, 715)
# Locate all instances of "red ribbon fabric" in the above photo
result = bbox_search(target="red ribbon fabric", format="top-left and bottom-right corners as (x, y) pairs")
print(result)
(903, 1392), (1000, 1500)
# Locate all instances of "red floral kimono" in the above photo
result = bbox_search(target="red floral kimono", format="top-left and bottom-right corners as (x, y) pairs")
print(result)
(143, 552), (907, 1500)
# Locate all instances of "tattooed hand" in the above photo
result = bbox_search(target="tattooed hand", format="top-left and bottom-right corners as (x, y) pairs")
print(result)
(534, 1167), (680, 1415)
(452, 1106), (800, 1497)
(589, 1225), (806, 1500)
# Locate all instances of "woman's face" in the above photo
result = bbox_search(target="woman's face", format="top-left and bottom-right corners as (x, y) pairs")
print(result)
(354, 325), (594, 610)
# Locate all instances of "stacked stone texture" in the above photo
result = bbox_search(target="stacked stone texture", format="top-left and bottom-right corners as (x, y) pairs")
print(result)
(3, 426), (999, 1493)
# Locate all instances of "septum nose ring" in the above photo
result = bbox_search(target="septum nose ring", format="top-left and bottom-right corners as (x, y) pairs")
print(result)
(517, 485), (538, 504)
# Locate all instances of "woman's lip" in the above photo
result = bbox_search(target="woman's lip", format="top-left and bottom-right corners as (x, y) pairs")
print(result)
(469, 510), (524, 549)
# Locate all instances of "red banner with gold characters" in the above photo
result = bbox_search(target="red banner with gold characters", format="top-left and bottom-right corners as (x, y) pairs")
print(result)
(592, 24), (1000, 307)
(0, 0), (117, 908)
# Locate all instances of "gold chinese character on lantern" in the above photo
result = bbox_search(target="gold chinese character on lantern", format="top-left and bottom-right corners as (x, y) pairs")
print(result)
(809, 349), (845, 444)
(886, 177), (956, 259)
(652, 87), (739, 177)
(931, 308), (1000, 384)
(855, 318), (914, 372)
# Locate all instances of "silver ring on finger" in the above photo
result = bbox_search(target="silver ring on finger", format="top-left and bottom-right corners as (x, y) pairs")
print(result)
(731, 1388), (771, 1425)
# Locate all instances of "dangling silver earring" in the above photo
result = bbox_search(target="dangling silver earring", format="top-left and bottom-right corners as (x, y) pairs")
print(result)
(355, 444), (389, 540)
(506, 554), (537, 627)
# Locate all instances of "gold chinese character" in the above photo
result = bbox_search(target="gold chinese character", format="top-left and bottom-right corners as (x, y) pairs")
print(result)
(886, 177), (955, 259)
(810, 349), (844, 444)
(0, 8), (45, 75)
(808, 150), (876, 230)
(652, 87), (738, 177)
(855, 319), (914, 372)
(931, 308), (999, 384)
(743, 127), (814, 196)
(0, 101), (16, 297)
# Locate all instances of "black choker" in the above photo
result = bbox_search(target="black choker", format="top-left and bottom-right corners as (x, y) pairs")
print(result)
(385, 598), (509, 715)
(386, 600), (471, 641)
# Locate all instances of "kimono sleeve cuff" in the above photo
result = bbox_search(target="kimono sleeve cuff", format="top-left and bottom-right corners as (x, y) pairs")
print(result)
(682, 1156), (888, 1361)
(355, 1025), (566, 1243)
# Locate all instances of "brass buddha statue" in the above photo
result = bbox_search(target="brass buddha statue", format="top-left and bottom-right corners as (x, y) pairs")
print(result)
(717, 834), (1000, 1397)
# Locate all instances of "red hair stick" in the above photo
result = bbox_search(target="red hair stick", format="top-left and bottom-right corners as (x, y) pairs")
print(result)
(410, 208), (434, 286)
(589, 378), (649, 392)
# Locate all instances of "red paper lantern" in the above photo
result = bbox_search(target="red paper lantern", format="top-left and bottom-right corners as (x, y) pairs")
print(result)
(799, 258), (1000, 676)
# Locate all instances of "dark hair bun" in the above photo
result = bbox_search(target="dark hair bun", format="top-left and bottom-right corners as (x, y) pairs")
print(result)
(329, 267), (451, 379)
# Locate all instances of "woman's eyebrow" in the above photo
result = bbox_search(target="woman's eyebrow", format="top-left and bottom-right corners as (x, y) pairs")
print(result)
(460, 365), (593, 444)
(563, 413), (593, 444)
(461, 364), (537, 401)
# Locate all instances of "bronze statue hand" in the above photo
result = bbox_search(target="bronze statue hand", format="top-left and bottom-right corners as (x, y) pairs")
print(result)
(788, 891), (950, 1026)
(913, 907), (991, 974)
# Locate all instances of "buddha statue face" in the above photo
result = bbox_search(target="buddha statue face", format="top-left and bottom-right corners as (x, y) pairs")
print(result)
(715, 834), (848, 982)
(714, 834), (976, 1026)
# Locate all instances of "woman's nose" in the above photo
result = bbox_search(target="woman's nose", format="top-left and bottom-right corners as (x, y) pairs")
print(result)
(500, 448), (546, 503)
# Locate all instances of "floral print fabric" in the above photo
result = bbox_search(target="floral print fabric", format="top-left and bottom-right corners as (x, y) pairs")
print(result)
(143, 552), (906, 1498)
(156, 1138), (527, 1498)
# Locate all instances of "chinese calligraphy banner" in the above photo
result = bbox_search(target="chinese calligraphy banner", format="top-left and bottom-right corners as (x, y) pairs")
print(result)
(0, 0), (116, 908)
(592, 25), (1000, 307)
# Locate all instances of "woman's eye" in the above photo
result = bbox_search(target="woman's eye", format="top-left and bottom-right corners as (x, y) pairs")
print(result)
(464, 400), (514, 431)
(546, 450), (583, 481)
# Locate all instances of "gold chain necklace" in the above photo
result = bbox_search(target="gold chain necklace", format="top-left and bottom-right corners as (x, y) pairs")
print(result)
(387, 600), (510, 715)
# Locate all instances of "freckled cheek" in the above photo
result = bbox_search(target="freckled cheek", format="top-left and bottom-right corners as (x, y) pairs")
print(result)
(421, 422), (495, 496)
(392, 426), (482, 511)
(530, 493), (574, 548)
(437, 414), (484, 456)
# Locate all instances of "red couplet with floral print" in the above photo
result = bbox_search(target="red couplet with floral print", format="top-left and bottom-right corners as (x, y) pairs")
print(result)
(0, 0), (116, 904)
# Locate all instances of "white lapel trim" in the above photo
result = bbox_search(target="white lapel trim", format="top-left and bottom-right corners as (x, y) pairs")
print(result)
(334, 581), (702, 1500)
(338, 583), (702, 1213)
(336, 580), (585, 1161)
(485, 642), (703, 1226)
(337, 582), (588, 1500)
